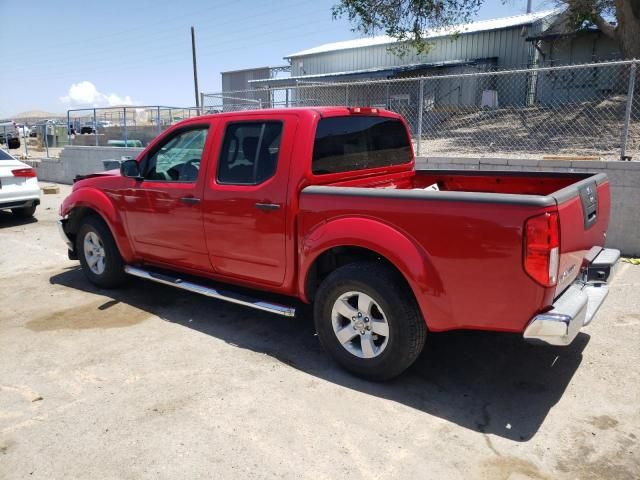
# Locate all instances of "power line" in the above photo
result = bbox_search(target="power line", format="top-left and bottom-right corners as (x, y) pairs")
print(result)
(2, 0), (317, 62)
(7, 9), (347, 75)
(4, 23), (351, 85)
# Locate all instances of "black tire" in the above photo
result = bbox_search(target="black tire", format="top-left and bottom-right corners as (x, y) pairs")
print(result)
(76, 215), (126, 289)
(8, 138), (20, 149)
(11, 205), (36, 218)
(314, 261), (427, 381)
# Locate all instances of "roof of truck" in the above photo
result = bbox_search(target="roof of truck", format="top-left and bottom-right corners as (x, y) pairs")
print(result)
(198, 106), (403, 119)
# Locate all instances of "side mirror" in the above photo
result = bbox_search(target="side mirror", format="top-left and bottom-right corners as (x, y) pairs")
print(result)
(120, 159), (142, 179)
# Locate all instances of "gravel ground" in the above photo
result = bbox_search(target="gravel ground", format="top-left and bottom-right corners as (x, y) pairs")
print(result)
(0, 184), (638, 479)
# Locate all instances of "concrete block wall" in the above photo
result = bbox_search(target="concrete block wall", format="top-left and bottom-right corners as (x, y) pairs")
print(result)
(28, 146), (144, 185)
(417, 156), (640, 255)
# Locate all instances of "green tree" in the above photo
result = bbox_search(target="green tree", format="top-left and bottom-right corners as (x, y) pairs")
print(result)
(332, 0), (640, 59)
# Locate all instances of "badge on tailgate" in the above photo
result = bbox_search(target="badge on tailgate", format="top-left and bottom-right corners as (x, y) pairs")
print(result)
(579, 182), (598, 229)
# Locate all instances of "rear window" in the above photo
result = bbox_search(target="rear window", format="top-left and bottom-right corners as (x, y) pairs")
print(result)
(312, 116), (412, 175)
(0, 150), (13, 160)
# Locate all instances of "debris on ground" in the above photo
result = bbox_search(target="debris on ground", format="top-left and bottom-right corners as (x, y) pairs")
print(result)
(41, 185), (60, 194)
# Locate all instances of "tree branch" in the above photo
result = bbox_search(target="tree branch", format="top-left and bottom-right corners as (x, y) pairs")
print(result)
(592, 11), (617, 40)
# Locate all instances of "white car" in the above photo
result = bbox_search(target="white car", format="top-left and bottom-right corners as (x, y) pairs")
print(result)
(0, 148), (40, 218)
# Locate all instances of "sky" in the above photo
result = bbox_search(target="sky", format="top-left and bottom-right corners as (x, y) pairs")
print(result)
(0, 0), (553, 117)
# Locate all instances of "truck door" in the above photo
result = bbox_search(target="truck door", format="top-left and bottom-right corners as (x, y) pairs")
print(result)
(121, 123), (213, 273)
(202, 115), (296, 286)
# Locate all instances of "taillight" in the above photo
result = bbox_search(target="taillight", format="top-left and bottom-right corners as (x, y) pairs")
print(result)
(12, 167), (36, 178)
(524, 212), (560, 287)
(348, 107), (378, 114)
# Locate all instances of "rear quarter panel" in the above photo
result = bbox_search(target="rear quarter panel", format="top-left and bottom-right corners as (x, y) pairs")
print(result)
(299, 191), (553, 333)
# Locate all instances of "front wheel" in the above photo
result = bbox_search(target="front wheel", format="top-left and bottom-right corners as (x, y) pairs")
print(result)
(314, 262), (427, 381)
(76, 215), (126, 289)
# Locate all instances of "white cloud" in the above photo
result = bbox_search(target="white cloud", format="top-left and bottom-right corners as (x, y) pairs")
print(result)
(60, 81), (134, 107)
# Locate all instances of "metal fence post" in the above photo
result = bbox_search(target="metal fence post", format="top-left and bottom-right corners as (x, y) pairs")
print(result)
(345, 85), (349, 106)
(44, 125), (49, 158)
(23, 126), (29, 157)
(620, 62), (637, 160)
(93, 108), (98, 146)
(123, 107), (128, 146)
(67, 111), (72, 145)
(157, 106), (161, 135)
(417, 78), (424, 157)
(2, 126), (6, 149)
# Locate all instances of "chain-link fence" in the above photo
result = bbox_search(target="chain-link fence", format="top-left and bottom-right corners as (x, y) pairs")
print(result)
(66, 106), (201, 148)
(1, 122), (68, 159)
(203, 60), (639, 161)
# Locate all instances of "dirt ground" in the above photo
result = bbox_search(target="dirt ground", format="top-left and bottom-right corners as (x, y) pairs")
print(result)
(0, 184), (638, 479)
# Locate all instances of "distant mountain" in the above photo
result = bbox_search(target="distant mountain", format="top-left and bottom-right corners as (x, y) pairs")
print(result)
(11, 110), (64, 120)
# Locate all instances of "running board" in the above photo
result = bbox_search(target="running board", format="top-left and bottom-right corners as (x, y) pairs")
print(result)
(124, 265), (296, 317)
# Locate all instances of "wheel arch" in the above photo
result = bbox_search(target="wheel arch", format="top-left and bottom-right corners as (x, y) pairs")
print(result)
(299, 217), (440, 327)
(63, 190), (134, 262)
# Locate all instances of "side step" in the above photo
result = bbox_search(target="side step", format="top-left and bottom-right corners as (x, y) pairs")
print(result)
(124, 265), (296, 317)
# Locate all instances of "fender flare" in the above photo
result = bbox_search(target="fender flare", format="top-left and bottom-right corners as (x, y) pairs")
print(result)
(62, 187), (135, 262)
(298, 216), (445, 326)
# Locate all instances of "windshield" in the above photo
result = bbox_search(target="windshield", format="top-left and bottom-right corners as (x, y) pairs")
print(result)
(312, 116), (412, 175)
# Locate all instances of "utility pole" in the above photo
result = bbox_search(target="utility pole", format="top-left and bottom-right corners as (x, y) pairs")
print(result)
(526, 0), (532, 13)
(191, 26), (200, 112)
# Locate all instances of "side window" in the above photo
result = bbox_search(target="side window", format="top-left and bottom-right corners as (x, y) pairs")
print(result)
(144, 127), (209, 182)
(217, 121), (282, 185)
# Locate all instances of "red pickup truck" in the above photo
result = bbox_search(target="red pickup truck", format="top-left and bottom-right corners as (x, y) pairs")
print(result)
(58, 107), (619, 380)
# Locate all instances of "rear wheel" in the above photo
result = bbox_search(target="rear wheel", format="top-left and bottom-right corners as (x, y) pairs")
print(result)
(76, 215), (126, 289)
(11, 205), (36, 218)
(314, 261), (427, 381)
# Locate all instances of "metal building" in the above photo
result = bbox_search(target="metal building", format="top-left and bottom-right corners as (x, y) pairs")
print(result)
(251, 10), (560, 87)
(243, 9), (620, 109)
(219, 66), (290, 111)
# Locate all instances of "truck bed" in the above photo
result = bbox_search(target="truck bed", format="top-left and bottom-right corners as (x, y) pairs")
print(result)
(299, 170), (610, 334)
(322, 169), (602, 199)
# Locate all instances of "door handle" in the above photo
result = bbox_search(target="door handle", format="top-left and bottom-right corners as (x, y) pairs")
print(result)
(180, 196), (201, 205)
(255, 202), (280, 210)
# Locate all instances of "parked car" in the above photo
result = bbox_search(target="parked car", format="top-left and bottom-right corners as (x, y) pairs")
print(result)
(79, 123), (96, 134)
(57, 107), (618, 380)
(0, 121), (18, 148)
(0, 148), (40, 217)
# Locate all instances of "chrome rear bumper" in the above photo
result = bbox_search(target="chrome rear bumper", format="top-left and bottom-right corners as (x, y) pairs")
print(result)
(523, 248), (620, 346)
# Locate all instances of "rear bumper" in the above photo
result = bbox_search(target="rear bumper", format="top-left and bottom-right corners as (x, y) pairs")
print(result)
(523, 247), (620, 346)
(0, 198), (40, 210)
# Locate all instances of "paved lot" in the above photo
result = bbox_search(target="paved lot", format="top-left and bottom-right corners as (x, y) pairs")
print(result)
(1, 184), (638, 479)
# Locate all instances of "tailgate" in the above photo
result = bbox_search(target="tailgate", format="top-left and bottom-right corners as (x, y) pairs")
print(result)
(552, 173), (610, 296)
